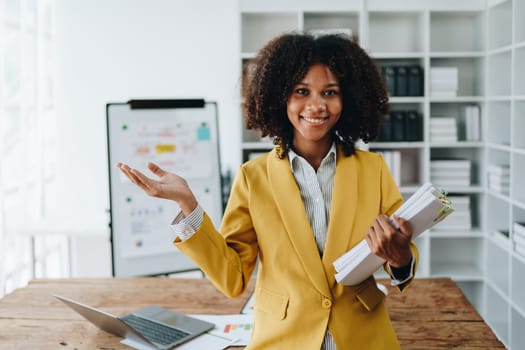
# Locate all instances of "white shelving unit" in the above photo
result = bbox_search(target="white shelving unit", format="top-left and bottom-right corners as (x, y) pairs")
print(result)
(239, 1), (522, 348)
(484, 0), (525, 348)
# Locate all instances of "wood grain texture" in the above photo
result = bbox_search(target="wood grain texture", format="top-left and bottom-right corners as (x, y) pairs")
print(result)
(0, 278), (504, 349)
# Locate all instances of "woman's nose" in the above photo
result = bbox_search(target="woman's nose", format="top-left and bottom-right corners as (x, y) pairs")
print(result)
(306, 93), (327, 112)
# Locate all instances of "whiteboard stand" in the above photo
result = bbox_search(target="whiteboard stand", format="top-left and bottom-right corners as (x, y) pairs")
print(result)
(106, 99), (223, 277)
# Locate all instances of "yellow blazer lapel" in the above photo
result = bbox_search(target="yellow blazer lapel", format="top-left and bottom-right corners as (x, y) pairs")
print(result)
(322, 150), (358, 285)
(267, 150), (332, 297)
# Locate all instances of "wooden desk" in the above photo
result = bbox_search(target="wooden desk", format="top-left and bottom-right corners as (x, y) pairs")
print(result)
(0, 277), (504, 349)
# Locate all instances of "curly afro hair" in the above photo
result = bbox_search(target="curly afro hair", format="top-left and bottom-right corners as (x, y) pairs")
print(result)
(241, 32), (389, 159)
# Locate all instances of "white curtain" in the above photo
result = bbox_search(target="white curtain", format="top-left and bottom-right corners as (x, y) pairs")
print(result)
(0, 0), (57, 296)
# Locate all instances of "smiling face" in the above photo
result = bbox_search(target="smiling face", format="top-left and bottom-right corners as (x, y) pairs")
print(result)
(286, 63), (342, 156)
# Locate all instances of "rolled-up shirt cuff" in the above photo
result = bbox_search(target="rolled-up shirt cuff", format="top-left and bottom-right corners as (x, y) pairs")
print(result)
(389, 256), (415, 286)
(170, 205), (204, 241)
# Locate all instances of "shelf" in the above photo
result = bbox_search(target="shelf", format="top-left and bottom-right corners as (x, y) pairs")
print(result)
(430, 237), (483, 279)
(238, 5), (522, 347)
(430, 57), (484, 97)
(516, 0), (525, 44)
(514, 148), (525, 157)
(430, 142), (483, 148)
(512, 199), (525, 211)
(487, 44), (513, 56)
(457, 280), (484, 312)
(485, 283), (510, 346)
(514, 47), (525, 96)
(368, 11), (424, 54)
(371, 52), (425, 59)
(487, 143), (512, 152)
(487, 102), (511, 146)
(487, 0), (511, 8)
(487, 189), (511, 203)
(489, 231), (511, 250)
(486, 193), (510, 232)
(512, 154), (525, 204)
(241, 12), (298, 53)
(513, 102), (525, 151)
(487, 240), (510, 296)
(511, 255), (525, 315)
(512, 309), (525, 349)
(486, 168), (510, 200)
(430, 229), (484, 238)
(486, 279), (510, 309)
(429, 96), (484, 103)
(487, 0), (512, 50)
(486, 96), (512, 101)
(399, 184), (420, 194)
(303, 12), (359, 36)
(487, 51), (511, 96)
(430, 263), (483, 280)
(430, 51), (484, 58)
(430, 11), (484, 52)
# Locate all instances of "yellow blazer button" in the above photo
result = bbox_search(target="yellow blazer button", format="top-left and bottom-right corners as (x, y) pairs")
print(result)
(322, 298), (332, 308)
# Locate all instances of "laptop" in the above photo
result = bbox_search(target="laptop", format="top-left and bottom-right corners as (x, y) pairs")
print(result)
(54, 294), (215, 349)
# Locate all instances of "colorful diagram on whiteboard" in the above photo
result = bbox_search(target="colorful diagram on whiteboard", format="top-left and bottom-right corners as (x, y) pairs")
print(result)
(117, 119), (218, 259)
(120, 184), (216, 259)
(121, 120), (213, 179)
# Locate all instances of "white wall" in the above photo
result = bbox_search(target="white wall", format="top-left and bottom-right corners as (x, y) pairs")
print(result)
(53, 0), (241, 225)
(53, 0), (241, 274)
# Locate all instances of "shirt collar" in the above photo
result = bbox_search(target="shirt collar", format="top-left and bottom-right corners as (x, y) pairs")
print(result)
(288, 142), (337, 170)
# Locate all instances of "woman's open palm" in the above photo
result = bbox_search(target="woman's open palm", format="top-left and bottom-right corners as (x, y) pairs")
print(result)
(116, 162), (197, 214)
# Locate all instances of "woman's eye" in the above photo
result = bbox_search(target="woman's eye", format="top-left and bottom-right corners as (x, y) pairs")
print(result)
(323, 90), (339, 96)
(295, 88), (308, 95)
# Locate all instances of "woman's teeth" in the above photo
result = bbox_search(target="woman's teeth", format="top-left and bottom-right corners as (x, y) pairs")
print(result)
(303, 117), (327, 124)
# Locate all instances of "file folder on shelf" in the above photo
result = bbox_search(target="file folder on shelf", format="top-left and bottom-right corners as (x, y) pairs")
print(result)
(333, 182), (454, 286)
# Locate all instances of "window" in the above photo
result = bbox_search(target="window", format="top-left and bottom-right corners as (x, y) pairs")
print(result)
(0, 0), (65, 297)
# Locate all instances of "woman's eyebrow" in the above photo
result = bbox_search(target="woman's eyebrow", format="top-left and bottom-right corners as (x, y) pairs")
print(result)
(295, 82), (340, 87)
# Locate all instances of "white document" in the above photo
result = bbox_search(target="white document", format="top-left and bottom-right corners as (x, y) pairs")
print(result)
(334, 182), (454, 286)
(241, 292), (255, 315)
(121, 332), (234, 350)
(190, 314), (254, 347)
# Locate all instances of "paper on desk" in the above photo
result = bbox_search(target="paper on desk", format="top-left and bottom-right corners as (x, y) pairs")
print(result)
(241, 292), (255, 314)
(121, 338), (157, 350)
(334, 182), (454, 286)
(190, 314), (254, 346)
(121, 332), (234, 350)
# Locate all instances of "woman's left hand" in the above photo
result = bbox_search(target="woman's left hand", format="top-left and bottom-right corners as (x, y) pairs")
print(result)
(365, 214), (413, 268)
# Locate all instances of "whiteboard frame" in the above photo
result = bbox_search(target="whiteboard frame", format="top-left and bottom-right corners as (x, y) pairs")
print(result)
(106, 100), (223, 277)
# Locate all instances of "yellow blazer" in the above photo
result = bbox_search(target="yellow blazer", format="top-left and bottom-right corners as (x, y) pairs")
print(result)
(175, 148), (418, 349)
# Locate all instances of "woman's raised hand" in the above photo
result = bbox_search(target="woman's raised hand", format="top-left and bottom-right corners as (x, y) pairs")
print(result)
(116, 162), (197, 215)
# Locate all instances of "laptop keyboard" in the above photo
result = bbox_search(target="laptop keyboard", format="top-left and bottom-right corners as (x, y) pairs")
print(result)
(121, 313), (191, 346)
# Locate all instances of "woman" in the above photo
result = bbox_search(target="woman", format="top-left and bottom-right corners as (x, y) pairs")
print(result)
(118, 32), (418, 349)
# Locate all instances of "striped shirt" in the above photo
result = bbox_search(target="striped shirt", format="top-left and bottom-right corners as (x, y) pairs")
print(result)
(288, 143), (337, 350)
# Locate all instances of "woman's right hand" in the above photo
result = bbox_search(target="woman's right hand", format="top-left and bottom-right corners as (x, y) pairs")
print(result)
(116, 162), (197, 216)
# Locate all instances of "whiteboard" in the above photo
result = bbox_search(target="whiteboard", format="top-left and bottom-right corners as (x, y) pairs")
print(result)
(106, 100), (222, 276)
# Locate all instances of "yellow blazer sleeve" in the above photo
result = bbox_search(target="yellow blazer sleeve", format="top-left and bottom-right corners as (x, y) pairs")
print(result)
(174, 166), (258, 298)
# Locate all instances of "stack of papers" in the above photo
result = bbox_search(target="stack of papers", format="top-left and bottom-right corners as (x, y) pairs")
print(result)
(430, 117), (457, 142)
(430, 67), (458, 98)
(334, 182), (454, 286)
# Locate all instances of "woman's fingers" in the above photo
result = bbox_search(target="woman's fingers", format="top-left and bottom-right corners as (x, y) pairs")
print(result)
(147, 162), (166, 177)
(117, 163), (156, 194)
(367, 215), (412, 262)
(392, 215), (412, 240)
